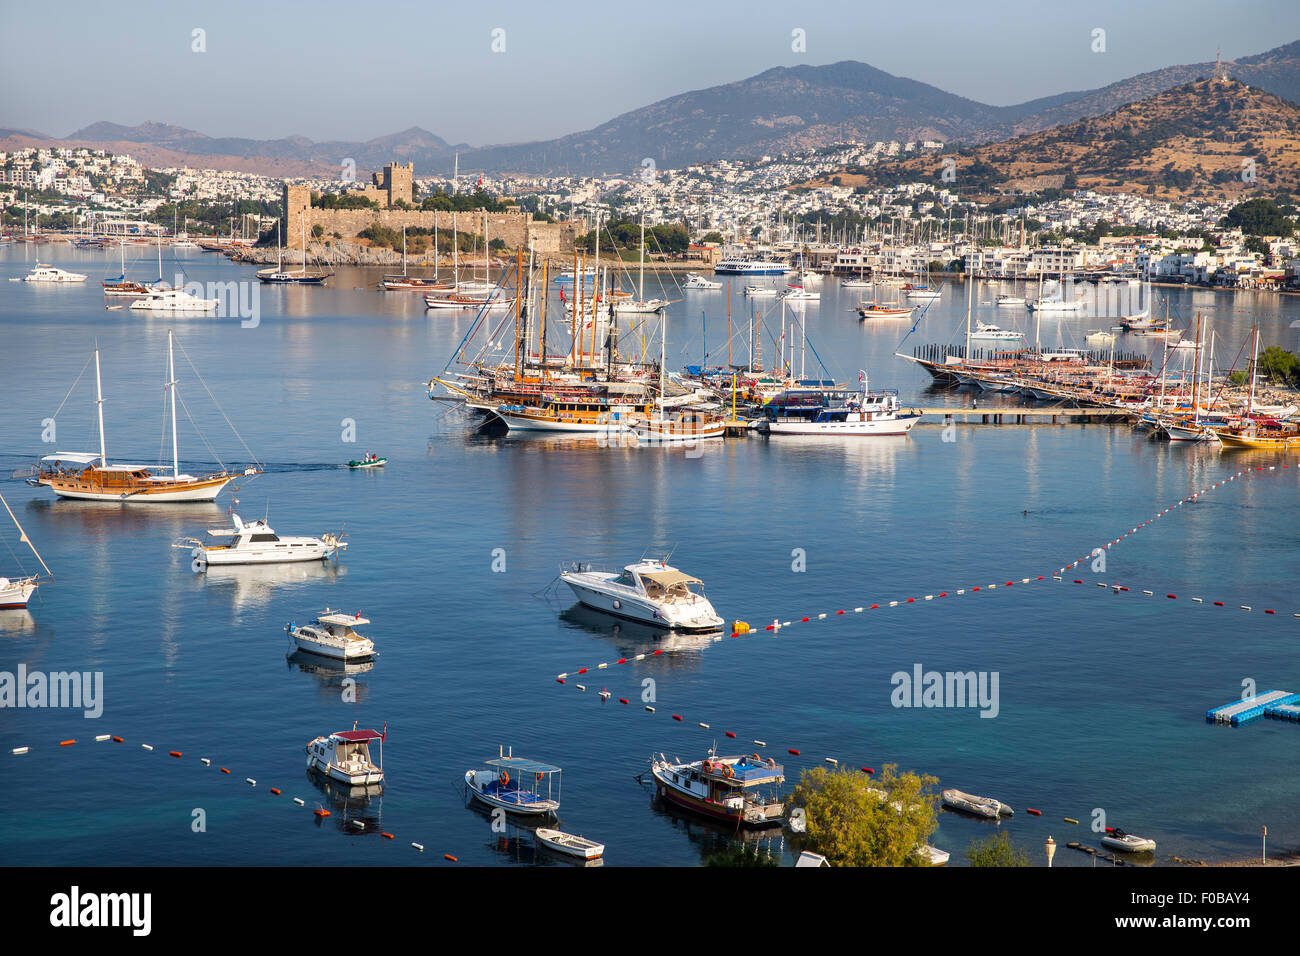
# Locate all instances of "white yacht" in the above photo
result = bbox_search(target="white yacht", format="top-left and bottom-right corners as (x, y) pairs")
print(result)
(996, 294), (1026, 307)
(759, 378), (920, 437)
(180, 513), (346, 567)
(969, 321), (1024, 343)
(20, 264), (87, 283)
(684, 273), (723, 290)
(561, 559), (724, 631)
(1027, 294), (1084, 312)
(781, 285), (820, 301)
(286, 610), (375, 661)
(743, 285), (779, 297)
(306, 728), (384, 786)
(129, 288), (219, 312)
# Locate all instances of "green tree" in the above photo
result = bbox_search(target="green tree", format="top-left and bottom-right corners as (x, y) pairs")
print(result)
(310, 224), (324, 239)
(965, 830), (1033, 867)
(700, 231), (724, 244)
(1220, 198), (1294, 237)
(1259, 346), (1300, 387)
(785, 764), (938, 866)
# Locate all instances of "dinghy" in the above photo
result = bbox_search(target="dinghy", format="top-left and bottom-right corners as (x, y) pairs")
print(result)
(1100, 829), (1156, 853)
(348, 454), (387, 469)
(535, 828), (605, 860)
(941, 788), (1013, 819)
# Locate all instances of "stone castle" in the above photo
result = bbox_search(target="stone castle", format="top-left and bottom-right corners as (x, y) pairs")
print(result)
(282, 161), (574, 255)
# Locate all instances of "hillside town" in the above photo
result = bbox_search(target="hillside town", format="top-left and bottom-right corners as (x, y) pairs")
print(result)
(3, 141), (1297, 290)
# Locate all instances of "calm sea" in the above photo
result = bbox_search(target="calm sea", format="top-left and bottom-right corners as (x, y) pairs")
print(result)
(1, 244), (1297, 867)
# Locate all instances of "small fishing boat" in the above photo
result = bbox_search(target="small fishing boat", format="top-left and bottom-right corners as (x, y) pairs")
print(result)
(286, 610), (375, 661)
(1085, 329), (1117, 345)
(919, 844), (951, 866)
(744, 285), (779, 297)
(561, 559), (725, 631)
(649, 750), (785, 827)
(465, 747), (561, 816)
(535, 828), (605, 860)
(941, 788), (1013, 819)
(1100, 829), (1156, 853)
(348, 453), (387, 469)
(306, 726), (385, 786)
(684, 273), (722, 290)
(857, 301), (913, 319)
(179, 513), (346, 567)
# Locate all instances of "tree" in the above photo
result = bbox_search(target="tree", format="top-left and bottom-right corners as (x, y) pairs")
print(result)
(1220, 198), (1294, 238)
(310, 224), (324, 239)
(965, 830), (1033, 867)
(700, 231), (724, 245)
(1259, 346), (1300, 387)
(785, 764), (938, 866)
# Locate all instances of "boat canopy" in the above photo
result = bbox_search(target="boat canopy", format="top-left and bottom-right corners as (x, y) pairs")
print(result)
(319, 612), (369, 627)
(485, 756), (561, 774)
(639, 569), (702, 588)
(41, 452), (101, 465)
(334, 729), (383, 742)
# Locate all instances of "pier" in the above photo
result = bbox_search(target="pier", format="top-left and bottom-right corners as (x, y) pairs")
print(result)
(913, 408), (1136, 426)
(1206, 690), (1300, 725)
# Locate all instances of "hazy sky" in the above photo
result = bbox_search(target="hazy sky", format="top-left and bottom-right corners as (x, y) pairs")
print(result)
(2, 0), (1297, 146)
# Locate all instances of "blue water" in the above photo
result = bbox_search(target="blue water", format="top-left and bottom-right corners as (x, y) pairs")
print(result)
(1, 244), (1298, 867)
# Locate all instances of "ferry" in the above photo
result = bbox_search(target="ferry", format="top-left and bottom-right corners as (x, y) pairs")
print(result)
(561, 559), (725, 631)
(306, 727), (385, 786)
(649, 750), (785, 827)
(465, 748), (561, 816)
(713, 255), (788, 276)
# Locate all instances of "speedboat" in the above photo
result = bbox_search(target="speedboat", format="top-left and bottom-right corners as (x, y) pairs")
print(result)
(684, 273), (722, 290)
(535, 828), (605, 860)
(306, 727), (384, 786)
(561, 559), (724, 631)
(286, 610), (375, 661)
(759, 378), (920, 436)
(465, 747), (561, 816)
(179, 513), (346, 567)
(649, 750), (785, 827)
(1100, 829), (1156, 853)
(348, 454), (387, 469)
(941, 788), (1013, 818)
(21, 264), (87, 283)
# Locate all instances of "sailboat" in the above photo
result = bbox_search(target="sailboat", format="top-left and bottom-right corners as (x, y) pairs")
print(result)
(103, 238), (165, 297)
(0, 492), (52, 609)
(382, 224), (454, 291)
(31, 332), (261, 502)
(632, 310), (725, 442)
(614, 216), (670, 314)
(257, 219), (330, 284)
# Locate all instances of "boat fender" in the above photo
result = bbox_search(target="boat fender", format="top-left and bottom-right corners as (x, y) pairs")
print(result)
(612, 600), (620, 609)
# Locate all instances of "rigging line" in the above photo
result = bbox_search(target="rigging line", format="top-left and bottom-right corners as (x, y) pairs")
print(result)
(46, 353), (94, 424)
(173, 389), (225, 471)
(0, 491), (52, 578)
(173, 336), (261, 468)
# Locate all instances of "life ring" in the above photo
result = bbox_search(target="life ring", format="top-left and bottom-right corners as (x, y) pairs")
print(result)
(535, 772), (544, 782)
(499, 770), (510, 786)
(723, 765), (733, 778)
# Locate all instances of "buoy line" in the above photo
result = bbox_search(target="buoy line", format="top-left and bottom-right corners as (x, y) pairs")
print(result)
(3, 733), (459, 861)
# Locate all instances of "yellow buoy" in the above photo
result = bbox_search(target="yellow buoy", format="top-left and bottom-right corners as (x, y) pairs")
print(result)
(733, 621), (750, 633)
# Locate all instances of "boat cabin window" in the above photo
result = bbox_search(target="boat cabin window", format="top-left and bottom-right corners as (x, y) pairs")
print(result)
(250, 533), (280, 542)
(613, 569), (638, 588)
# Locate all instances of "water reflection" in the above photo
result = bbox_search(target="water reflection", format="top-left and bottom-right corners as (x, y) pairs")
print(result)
(305, 769), (384, 835)
(199, 561), (345, 611)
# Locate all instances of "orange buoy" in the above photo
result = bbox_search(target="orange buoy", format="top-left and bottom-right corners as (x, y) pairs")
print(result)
(220, 768), (230, 774)
(270, 788), (281, 796)
(444, 854), (458, 862)
(725, 731), (736, 738)
(861, 767), (874, 774)
(169, 751), (182, 758)
(577, 668), (587, 674)
(619, 698), (629, 704)
(1027, 808), (1041, 816)
(314, 809), (330, 818)
(111, 736), (124, 743)
(382, 832), (394, 840)
(672, 714), (682, 721)
(59, 739), (76, 747)
(788, 748), (800, 755)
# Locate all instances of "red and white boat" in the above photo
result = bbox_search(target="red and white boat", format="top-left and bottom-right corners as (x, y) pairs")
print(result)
(650, 750), (785, 827)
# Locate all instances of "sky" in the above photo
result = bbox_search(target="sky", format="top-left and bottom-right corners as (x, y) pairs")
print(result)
(1, 0), (1297, 147)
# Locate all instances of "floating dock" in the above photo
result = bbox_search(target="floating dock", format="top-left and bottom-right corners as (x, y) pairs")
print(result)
(1206, 690), (1300, 725)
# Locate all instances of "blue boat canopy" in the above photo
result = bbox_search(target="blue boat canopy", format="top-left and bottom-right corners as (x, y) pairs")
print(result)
(485, 756), (562, 774)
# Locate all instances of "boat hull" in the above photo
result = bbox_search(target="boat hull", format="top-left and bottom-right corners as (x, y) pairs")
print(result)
(562, 578), (723, 631)
(0, 579), (37, 609)
(764, 415), (919, 436)
(38, 474), (234, 502)
(306, 755), (384, 786)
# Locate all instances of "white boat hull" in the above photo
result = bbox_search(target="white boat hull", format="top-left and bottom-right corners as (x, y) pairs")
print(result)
(46, 477), (234, 503)
(0, 578), (37, 610)
(492, 410), (635, 433)
(306, 753), (384, 785)
(562, 577), (723, 631)
(464, 770), (559, 816)
(286, 629), (375, 661)
(195, 543), (333, 566)
(765, 415), (919, 436)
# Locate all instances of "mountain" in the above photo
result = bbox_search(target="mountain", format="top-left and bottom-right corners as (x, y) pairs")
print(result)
(828, 78), (1300, 201)
(5, 39), (1299, 178)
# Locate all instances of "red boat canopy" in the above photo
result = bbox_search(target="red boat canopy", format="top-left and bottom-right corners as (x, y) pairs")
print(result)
(334, 730), (382, 741)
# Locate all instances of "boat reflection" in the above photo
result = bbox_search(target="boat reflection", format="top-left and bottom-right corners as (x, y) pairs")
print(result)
(559, 604), (723, 655)
(305, 769), (384, 836)
(198, 561), (345, 610)
(460, 799), (603, 867)
(647, 790), (788, 864)
(286, 652), (373, 699)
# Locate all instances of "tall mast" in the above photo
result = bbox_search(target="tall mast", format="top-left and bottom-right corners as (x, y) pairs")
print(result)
(639, 214), (645, 302)
(964, 257), (973, 360)
(540, 261), (549, 384)
(452, 212), (458, 287)
(1248, 324), (1259, 416)
(94, 345), (107, 467)
(168, 330), (180, 478)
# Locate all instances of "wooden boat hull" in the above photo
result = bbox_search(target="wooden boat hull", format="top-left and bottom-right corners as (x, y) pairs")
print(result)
(1215, 431), (1300, 449)
(37, 473), (234, 502)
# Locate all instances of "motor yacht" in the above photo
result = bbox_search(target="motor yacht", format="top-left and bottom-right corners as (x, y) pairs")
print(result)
(561, 559), (724, 631)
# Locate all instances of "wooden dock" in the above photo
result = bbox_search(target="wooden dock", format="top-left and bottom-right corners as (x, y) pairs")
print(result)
(913, 408), (1136, 426)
